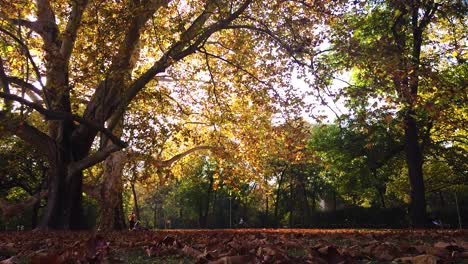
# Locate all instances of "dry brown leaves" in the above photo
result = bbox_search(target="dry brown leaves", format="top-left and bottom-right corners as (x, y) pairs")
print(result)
(0, 229), (467, 263)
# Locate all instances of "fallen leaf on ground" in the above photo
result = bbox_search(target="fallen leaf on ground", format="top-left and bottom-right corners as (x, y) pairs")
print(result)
(208, 255), (253, 264)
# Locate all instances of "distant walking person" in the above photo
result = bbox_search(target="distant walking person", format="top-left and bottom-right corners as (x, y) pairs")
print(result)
(128, 211), (136, 230)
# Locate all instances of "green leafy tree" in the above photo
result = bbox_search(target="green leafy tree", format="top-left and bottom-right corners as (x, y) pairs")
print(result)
(314, 0), (468, 227)
(0, 136), (47, 228)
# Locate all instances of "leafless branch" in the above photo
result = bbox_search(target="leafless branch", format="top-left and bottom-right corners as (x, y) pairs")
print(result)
(0, 27), (45, 91)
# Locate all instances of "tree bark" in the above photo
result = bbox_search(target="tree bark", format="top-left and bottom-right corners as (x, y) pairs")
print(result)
(131, 181), (140, 219)
(404, 111), (427, 228)
(99, 150), (126, 231)
(200, 174), (214, 228)
(40, 145), (86, 230)
(273, 167), (286, 228)
(1, 0), (252, 230)
(377, 186), (386, 209)
(289, 178), (294, 228)
(389, 1), (440, 228)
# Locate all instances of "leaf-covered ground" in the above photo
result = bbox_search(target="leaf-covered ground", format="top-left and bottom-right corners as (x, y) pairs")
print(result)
(0, 229), (467, 263)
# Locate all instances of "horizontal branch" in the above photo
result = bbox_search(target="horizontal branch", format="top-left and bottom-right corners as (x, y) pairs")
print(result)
(0, 12), (40, 32)
(0, 191), (47, 218)
(157, 145), (218, 167)
(128, 145), (218, 168)
(0, 92), (127, 148)
(68, 144), (122, 176)
(0, 111), (55, 157)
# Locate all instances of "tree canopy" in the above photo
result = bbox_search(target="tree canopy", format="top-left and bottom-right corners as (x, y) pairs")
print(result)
(0, 0), (466, 230)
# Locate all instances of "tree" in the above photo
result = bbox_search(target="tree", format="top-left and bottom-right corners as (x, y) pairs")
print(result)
(0, 0), (361, 230)
(0, 0), (255, 229)
(0, 136), (47, 228)
(312, 0), (468, 227)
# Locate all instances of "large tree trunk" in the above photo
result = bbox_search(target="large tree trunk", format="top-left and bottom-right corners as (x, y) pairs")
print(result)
(40, 150), (85, 230)
(99, 118), (126, 230)
(390, 1), (439, 228)
(404, 112), (427, 228)
(99, 150), (126, 231)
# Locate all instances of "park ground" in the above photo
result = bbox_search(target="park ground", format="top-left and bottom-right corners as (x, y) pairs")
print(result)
(0, 229), (467, 263)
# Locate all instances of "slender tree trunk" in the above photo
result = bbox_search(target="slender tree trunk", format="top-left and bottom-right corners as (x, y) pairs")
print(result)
(300, 175), (311, 226)
(265, 196), (269, 227)
(332, 190), (337, 212)
(198, 198), (203, 228)
(311, 181), (317, 211)
(378, 186), (386, 209)
(390, 1), (437, 229)
(31, 198), (41, 229)
(153, 205), (158, 228)
(289, 182), (294, 228)
(274, 168), (286, 228)
(438, 192), (445, 207)
(200, 175), (214, 228)
(131, 181), (140, 219)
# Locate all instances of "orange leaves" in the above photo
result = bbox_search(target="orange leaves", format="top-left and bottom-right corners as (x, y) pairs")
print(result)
(1, 229), (468, 263)
(27, 233), (111, 264)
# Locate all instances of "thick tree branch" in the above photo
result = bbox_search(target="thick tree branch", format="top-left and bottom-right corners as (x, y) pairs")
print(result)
(0, 56), (12, 110)
(368, 144), (405, 170)
(60, 0), (89, 61)
(75, 0), (171, 147)
(0, 92), (126, 148)
(419, 1), (440, 31)
(128, 145), (217, 168)
(68, 144), (122, 176)
(0, 192), (47, 218)
(35, 0), (61, 48)
(0, 112), (53, 157)
(107, 0), (252, 131)
(156, 145), (218, 167)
